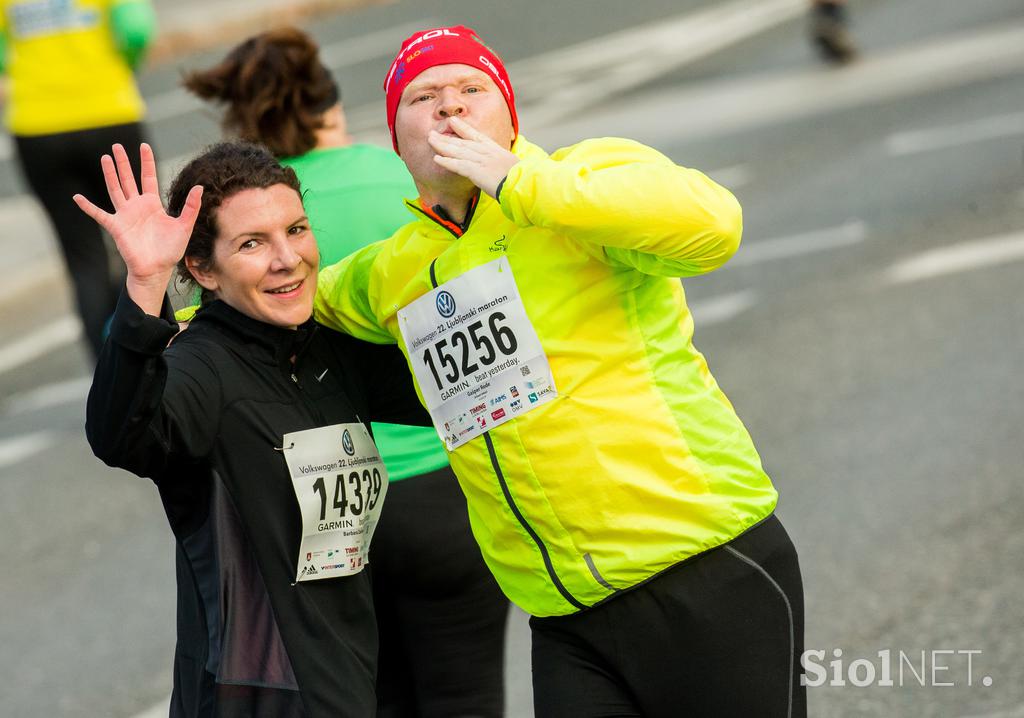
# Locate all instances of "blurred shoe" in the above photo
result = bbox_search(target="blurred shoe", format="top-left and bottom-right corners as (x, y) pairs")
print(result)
(810, 2), (857, 64)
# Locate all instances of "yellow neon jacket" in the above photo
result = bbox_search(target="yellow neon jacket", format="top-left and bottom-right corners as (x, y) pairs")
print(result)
(1, 0), (150, 136)
(316, 136), (778, 617)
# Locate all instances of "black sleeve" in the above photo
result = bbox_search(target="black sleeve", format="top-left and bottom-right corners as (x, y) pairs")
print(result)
(86, 289), (222, 481)
(354, 341), (433, 427)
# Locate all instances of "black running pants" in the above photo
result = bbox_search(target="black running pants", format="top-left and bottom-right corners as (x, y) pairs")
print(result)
(370, 465), (509, 718)
(530, 514), (806, 718)
(15, 122), (147, 358)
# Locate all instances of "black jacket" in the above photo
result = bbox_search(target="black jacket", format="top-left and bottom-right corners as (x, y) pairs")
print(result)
(87, 292), (430, 718)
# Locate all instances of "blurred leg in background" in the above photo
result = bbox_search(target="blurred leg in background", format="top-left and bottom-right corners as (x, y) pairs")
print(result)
(14, 123), (146, 358)
(371, 467), (509, 718)
(810, 0), (857, 64)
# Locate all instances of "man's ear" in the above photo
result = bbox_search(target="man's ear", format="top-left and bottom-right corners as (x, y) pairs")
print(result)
(184, 256), (218, 293)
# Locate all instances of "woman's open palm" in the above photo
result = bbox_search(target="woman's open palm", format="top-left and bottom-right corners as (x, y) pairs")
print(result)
(73, 143), (203, 283)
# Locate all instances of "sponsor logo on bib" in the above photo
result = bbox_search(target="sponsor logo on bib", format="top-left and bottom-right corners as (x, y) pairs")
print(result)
(436, 291), (456, 318)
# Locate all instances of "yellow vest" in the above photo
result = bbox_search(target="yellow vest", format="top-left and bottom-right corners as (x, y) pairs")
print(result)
(2, 0), (145, 135)
(316, 136), (778, 616)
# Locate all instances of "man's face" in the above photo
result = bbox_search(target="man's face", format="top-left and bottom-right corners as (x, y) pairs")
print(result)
(394, 63), (515, 189)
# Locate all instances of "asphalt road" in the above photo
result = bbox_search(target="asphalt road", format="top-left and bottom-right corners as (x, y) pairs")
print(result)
(2, 0), (1023, 716)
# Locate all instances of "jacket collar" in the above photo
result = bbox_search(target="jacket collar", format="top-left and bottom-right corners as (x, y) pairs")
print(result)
(191, 300), (318, 367)
(404, 135), (541, 237)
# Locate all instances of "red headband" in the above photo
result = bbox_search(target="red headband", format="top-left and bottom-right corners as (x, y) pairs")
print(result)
(383, 25), (517, 153)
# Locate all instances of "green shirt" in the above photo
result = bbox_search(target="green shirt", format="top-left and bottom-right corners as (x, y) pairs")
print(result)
(283, 144), (449, 481)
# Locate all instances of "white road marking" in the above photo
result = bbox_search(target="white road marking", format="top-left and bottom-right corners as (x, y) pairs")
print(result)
(543, 20), (1024, 146)
(0, 196), (64, 305)
(883, 230), (1024, 285)
(2, 376), (91, 416)
(0, 430), (57, 470)
(145, 88), (206, 124)
(0, 256), (63, 307)
(708, 164), (754, 190)
(960, 704), (1024, 718)
(886, 111), (1024, 156)
(690, 290), (758, 326)
(514, 0), (807, 128)
(318, 20), (438, 72)
(344, 0), (807, 138)
(130, 697), (171, 718)
(730, 220), (867, 267)
(0, 316), (81, 376)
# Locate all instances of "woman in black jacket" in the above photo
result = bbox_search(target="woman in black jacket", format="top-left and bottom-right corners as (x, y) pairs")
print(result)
(75, 141), (430, 718)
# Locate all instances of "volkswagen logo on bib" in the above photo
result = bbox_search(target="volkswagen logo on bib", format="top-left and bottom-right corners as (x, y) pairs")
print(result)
(342, 429), (355, 456)
(436, 290), (456, 318)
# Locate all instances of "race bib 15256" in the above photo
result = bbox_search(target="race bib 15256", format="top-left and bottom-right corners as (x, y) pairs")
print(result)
(397, 256), (557, 450)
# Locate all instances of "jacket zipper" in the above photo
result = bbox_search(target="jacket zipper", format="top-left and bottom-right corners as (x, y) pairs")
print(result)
(482, 432), (586, 611)
(427, 254), (587, 611)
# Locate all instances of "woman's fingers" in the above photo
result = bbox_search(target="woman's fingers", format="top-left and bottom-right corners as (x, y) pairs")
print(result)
(175, 185), (204, 235)
(72, 193), (114, 232)
(111, 143), (140, 200)
(100, 154), (126, 210)
(139, 143), (159, 196)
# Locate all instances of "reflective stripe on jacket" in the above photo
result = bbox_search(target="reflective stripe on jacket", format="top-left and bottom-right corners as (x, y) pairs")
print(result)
(315, 135), (778, 616)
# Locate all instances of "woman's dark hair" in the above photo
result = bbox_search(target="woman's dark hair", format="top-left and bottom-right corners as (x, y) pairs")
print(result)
(167, 141), (302, 299)
(182, 27), (339, 158)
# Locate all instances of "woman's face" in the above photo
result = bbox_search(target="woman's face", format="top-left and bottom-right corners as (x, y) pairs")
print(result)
(193, 184), (319, 329)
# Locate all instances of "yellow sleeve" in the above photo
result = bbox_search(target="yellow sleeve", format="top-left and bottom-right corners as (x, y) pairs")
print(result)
(314, 240), (395, 344)
(498, 137), (743, 277)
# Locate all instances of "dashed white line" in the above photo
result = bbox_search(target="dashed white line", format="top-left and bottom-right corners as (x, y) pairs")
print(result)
(690, 290), (758, 326)
(959, 703), (1024, 718)
(883, 230), (1024, 284)
(145, 88), (206, 125)
(129, 697), (171, 718)
(886, 111), (1024, 156)
(730, 220), (867, 267)
(542, 20), (1024, 147)
(2, 376), (91, 416)
(708, 164), (754, 190)
(318, 20), (438, 72)
(517, 0), (807, 128)
(0, 316), (81, 376)
(0, 430), (57, 470)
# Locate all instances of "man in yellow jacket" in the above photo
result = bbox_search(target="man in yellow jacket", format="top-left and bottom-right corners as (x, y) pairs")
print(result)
(316, 25), (805, 717)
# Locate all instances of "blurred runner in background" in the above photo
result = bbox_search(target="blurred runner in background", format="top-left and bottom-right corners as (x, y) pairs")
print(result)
(0, 0), (155, 358)
(810, 0), (857, 63)
(183, 28), (509, 718)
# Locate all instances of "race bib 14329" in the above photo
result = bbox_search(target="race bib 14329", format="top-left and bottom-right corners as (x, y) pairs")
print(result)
(281, 422), (388, 582)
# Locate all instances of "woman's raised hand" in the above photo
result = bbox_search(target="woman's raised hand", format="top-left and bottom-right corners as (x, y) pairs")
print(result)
(74, 143), (203, 314)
